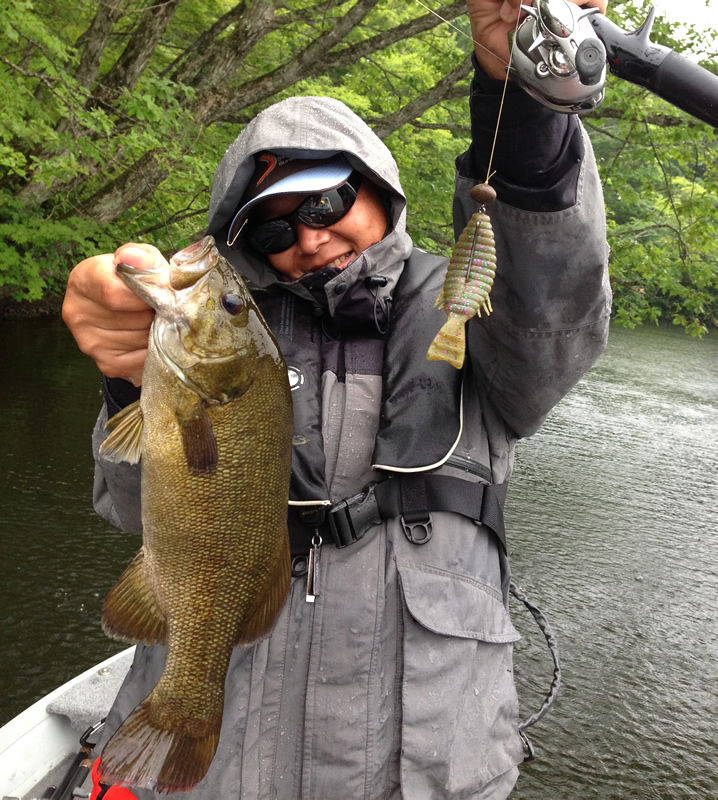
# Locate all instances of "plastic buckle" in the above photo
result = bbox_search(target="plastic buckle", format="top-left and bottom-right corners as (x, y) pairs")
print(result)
(327, 484), (381, 548)
(401, 513), (433, 545)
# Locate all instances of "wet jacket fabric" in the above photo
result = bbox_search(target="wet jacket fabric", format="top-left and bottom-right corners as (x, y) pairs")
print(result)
(91, 68), (611, 800)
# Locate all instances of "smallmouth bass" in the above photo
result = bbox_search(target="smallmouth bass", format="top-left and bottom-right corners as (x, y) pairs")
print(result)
(97, 236), (293, 793)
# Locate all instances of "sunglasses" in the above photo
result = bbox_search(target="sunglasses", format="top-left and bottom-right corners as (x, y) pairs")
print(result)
(246, 172), (363, 255)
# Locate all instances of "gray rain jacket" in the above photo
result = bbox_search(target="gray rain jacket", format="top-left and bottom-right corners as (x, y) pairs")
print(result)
(92, 89), (610, 800)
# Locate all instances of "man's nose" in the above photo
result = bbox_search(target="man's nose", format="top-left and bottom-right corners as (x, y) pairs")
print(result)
(295, 223), (332, 253)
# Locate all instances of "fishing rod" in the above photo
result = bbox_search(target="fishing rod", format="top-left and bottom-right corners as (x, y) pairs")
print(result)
(507, 0), (718, 127)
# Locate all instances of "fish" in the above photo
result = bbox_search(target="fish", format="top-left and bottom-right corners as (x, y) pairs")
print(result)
(97, 235), (293, 793)
(427, 183), (497, 369)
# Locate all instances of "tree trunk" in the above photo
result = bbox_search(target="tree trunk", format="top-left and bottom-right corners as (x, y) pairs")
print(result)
(167, 2), (248, 84)
(98, 0), (182, 97)
(74, 0), (131, 89)
(79, 150), (168, 224)
(189, 0), (278, 95)
(196, 0), (383, 123)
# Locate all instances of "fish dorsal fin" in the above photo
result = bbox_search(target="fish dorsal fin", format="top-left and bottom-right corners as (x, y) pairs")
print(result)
(100, 400), (144, 464)
(101, 548), (168, 644)
(177, 398), (218, 476)
(235, 537), (291, 645)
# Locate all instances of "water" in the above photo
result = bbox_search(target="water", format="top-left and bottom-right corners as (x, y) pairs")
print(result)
(0, 317), (139, 725)
(507, 324), (718, 799)
(1, 317), (716, 798)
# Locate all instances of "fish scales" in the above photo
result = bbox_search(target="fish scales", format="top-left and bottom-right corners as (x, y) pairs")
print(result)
(427, 209), (497, 369)
(97, 236), (293, 793)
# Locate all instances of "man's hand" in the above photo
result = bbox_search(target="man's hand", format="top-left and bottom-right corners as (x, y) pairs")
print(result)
(62, 243), (166, 386)
(467, 0), (609, 79)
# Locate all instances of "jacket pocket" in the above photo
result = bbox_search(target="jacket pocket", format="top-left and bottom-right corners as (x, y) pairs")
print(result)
(396, 558), (524, 799)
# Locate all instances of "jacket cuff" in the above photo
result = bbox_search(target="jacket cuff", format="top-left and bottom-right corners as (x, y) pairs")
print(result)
(102, 375), (141, 418)
(457, 54), (584, 212)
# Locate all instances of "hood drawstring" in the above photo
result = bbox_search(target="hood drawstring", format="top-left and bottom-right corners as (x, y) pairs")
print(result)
(366, 276), (390, 335)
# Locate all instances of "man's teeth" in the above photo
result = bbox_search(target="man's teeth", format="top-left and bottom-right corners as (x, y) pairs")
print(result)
(326, 251), (353, 269)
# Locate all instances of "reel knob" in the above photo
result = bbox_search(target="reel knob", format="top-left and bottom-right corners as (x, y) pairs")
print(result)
(576, 38), (606, 86)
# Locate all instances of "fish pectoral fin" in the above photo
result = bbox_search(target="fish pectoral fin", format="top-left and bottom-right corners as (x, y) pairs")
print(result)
(235, 538), (291, 646)
(99, 400), (144, 463)
(177, 399), (219, 476)
(101, 549), (168, 644)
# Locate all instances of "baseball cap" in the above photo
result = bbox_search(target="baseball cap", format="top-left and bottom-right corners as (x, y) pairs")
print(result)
(227, 153), (354, 247)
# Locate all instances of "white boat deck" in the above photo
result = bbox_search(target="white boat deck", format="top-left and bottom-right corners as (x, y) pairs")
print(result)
(0, 648), (134, 800)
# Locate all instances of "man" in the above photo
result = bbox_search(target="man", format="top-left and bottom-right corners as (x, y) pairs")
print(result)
(63, 1), (610, 797)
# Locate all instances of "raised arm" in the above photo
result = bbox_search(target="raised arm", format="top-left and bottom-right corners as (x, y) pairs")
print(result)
(457, 0), (611, 438)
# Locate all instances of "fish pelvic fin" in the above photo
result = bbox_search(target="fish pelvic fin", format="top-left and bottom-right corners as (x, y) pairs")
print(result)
(99, 699), (219, 794)
(426, 315), (466, 369)
(101, 549), (168, 644)
(235, 536), (291, 646)
(100, 401), (143, 463)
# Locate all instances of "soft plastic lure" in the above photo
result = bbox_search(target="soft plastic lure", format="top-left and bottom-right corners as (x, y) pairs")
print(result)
(427, 183), (497, 369)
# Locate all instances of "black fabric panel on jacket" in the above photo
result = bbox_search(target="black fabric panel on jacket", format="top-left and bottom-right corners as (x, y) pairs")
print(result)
(102, 375), (141, 417)
(372, 248), (462, 470)
(256, 291), (330, 503)
(456, 55), (584, 213)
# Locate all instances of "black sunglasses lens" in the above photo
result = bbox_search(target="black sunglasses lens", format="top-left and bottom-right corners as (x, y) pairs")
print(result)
(248, 172), (363, 255)
(249, 219), (296, 255)
(296, 183), (357, 228)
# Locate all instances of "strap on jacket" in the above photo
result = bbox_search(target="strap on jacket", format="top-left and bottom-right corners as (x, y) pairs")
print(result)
(288, 474), (507, 556)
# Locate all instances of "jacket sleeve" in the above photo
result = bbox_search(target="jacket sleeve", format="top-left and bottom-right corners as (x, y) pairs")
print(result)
(454, 60), (611, 438)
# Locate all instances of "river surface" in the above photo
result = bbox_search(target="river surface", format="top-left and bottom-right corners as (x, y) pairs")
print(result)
(1, 317), (716, 799)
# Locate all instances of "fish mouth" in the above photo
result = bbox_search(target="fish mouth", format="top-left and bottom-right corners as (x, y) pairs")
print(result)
(116, 236), (220, 304)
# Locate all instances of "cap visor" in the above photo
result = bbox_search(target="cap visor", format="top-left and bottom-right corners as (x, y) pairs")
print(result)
(227, 161), (353, 246)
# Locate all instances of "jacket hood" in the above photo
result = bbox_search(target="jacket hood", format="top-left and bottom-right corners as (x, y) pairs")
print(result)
(206, 96), (413, 325)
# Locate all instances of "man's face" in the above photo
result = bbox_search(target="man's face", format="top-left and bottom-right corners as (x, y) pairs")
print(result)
(252, 179), (388, 280)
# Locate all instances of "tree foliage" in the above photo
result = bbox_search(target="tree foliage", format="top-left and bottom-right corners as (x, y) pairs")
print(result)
(0, 0), (717, 335)
(586, 0), (718, 336)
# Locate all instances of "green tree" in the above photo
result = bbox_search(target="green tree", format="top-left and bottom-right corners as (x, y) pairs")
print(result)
(0, 0), (472, 301)
(585, 0), (718, 336)
(1, 0), (717, 336)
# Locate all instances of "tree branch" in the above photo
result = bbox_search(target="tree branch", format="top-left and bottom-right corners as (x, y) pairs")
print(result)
(202, 0), (383, 123)
(370, 55), (472, 139)
(163, 2), (248, 83)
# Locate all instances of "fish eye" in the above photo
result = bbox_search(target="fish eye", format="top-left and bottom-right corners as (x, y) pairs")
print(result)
(221, 292), (244, 315)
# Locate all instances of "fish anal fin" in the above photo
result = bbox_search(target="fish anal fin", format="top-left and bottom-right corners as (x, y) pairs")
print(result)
(101, 549), (168, 645)
(426, 315), (466, 369)
(235, 539), (291, 645)
(176, 398), (218, 476)
(99, 401), (143, 464)
(99, 699), (220, 793)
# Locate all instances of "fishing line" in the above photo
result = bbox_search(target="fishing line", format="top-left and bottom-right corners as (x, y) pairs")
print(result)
(413, 0), (525, 184)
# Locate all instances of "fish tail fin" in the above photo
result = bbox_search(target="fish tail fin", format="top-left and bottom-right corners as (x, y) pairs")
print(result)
(99, 699), (220, 794)
(101, 549), (168, 645)
(235, 537), (291, 645)
(426, 315), (466, 369)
